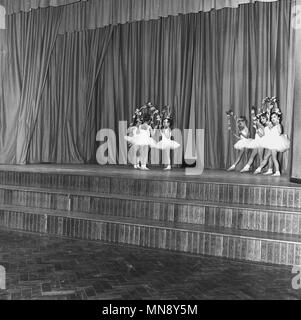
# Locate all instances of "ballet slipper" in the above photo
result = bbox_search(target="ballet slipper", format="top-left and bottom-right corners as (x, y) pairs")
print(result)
(263, 169), (273, 176)
(141, 166), (150, 171)
(227, 165), (236, 172)
(272, 171), (281, 177)
(240, 165), (250, 173)
(164, 165), (171, 171)
(253, 167), (262, 175)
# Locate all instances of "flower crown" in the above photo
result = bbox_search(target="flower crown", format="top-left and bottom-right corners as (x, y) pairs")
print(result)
(270, 97), (282, 116)
(161, 105), (173, 121)
(252, 96), (282, 120)
(130, 102), (161, 128)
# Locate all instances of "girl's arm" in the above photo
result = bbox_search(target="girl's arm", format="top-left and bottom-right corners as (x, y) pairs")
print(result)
(127, 126), (134, 134)
(149, 126), (155, 137)
(240, 128), (249, 139)
(276, 124), (283, 135)
(257, 127), (265, 138)
(166, 128), (172, 139)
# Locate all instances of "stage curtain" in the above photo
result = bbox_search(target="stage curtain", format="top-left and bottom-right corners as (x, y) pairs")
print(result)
(94, 0), (292, 171)
(291, 0), (301, 181)
(0, 0), (86, 14)
(0, 8), (63, 163)
(26, 27), (113, 163)
(58, 0), (279, 33)
(26, 0), (293, 172)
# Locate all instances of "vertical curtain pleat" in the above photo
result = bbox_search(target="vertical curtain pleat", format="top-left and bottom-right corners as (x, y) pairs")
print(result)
(15, 8), (63, 164)
(27, 26), (113, 163)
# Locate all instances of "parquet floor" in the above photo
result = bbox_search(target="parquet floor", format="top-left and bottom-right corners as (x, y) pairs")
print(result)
(0, 230), (300, 300)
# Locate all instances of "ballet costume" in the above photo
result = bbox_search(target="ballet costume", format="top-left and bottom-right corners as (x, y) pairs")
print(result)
(124, 124), (156, 170)
(155, 128), (180, 170)
(246, 127), (265, 150)
(240, 126), (273, 175)
(258, 124), (290, 152)
(155, 129), (180, 150)
(234, 128), (252, 150)
(124, 126), (138, 145)
(228, 126), (251, 172)
(253, 124), (290, 177)
(124, 127), (140, 168)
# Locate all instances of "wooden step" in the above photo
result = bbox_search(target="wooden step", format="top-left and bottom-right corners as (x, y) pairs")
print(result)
(0, 185), (301, 236)
(0, 205), (300, 266)
(0, 169), (300, 209)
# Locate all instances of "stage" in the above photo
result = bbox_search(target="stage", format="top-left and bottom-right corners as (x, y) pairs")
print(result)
(0, 164), (300, 266)
(0, 164), (298, 188)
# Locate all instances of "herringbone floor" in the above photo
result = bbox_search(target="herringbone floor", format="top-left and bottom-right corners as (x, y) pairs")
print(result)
(0, 230), (300, 300)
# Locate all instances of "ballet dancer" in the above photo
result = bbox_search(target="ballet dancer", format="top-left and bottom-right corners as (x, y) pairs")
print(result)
(155, 110), (180, 170)
(228, 116), (252, 171)
(125, 104), (157, 170)
(240, 112), (273, 175)
(253, 109), (290, 177)
(124, 114), (142, 169)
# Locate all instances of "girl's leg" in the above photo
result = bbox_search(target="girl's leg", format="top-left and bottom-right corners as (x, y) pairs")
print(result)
(254, 150), (272, 174)
(129, 145), (139, 168)
(271, 150), (281, 176)
(258, 148), (264, 163)
(135, 146), (141, 169)
(140, 145), (150, 170)
(162, 148), (171, 170)
(263, 155), (274, 175)
(241, 149), (258, 172)
(228, 149), (245, 171)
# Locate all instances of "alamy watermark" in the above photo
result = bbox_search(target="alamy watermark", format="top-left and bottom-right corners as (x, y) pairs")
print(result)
(292, 266), (301, 290)
(96, 122), (204, 175)
(0, 265), (5, 290)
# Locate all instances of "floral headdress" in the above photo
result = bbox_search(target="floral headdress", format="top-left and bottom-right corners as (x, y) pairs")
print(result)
(270, 97), (282, 117)
(159, 105), (174, 127)
(225, 109), (240, 139)
(129, 102), (161, 128)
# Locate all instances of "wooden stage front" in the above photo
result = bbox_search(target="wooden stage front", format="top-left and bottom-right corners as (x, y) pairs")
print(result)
(0, 164), (298, 187)
(0, 164), (301, 266)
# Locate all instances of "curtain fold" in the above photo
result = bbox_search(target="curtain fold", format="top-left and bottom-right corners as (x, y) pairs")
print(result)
(58, 0), (279, 33)
(0, 8), (63, 163)
(0, 0), (85, 14)
(27, 26), (113, 163)
(26, 0), (293, 172)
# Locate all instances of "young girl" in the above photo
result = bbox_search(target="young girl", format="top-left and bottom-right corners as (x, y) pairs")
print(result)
(124, 115), (142, 169)
(254, 111), (290, 177)
(228, 117), (252, 171)
(240, 113), (273, 175)
(125, 112), (156, 170)
(136, 116), (157, 170)
(155, 117), (180, 170)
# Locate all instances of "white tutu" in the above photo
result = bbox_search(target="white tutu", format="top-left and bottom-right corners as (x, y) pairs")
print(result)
(124, 135), (137, 145)
(258, 126), (290, 152)
(155, 134), (180, 150)
(234, 137), (253, 150)
(246, 133), (262, 149)
(124, 127), (138, 145)
(124, 127), (157, 147)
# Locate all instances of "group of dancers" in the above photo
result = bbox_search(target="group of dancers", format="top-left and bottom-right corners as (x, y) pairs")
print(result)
(124, 97), (290, 175)
(227, 97), (290, 177)
(124, 103), (180, 171)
